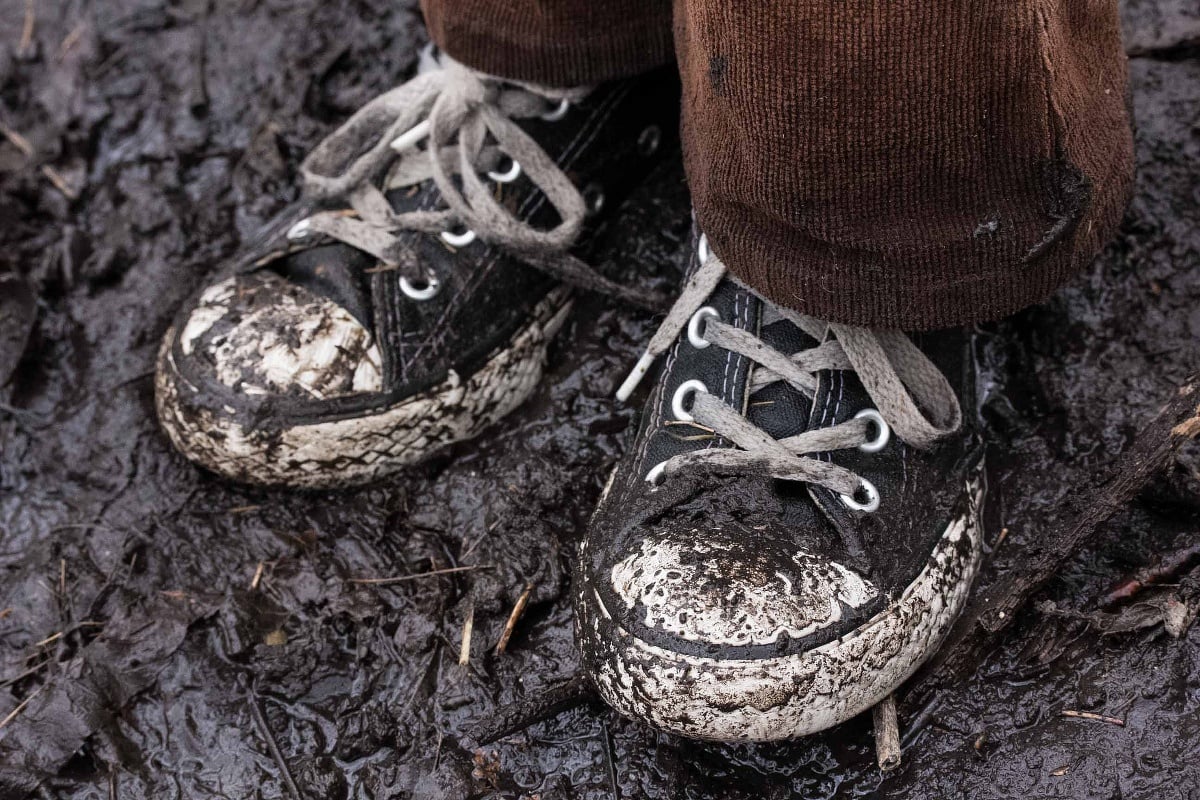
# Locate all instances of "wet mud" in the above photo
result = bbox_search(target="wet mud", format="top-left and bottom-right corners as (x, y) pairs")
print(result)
(0, 1), (1198, 797)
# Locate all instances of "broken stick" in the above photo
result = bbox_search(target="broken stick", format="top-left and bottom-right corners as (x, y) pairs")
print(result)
(459, 603), (474, 666)
(495, 582), (534, 654)
(468, 674), (595, 746)
(873, 695), (902, 771)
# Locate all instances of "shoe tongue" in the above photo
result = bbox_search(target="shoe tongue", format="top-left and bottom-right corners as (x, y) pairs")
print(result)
(276, 243), (376, 329)
(743, 308), (823, 441)
(635, 277), (825, 477)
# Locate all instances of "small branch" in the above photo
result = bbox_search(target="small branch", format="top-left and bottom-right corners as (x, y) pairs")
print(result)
(468, 674), (596, 746)
(0, 658), (50, 689)
(495, 582), (534, 654)
(601, 718), (620, 800)
(349, 564), (489, 585)
(0, 121), (80, 200)
(1100, 541), (1200, 607)
(0, 684), (44, 732)
(1060, 709), (1125, 727)
(459, 602), (474, 666)
(250, 561), (265, 590)
(18, 0), (35, 56)
(249, 690), (302, 800)
(872, 695), (902, 771)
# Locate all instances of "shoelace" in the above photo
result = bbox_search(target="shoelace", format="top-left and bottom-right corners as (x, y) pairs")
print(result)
(287, 48), (659, 310)
(617, 236), (963, 511)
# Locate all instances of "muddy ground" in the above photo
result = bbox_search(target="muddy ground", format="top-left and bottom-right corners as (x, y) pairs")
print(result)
(0, 1), (1198, 798)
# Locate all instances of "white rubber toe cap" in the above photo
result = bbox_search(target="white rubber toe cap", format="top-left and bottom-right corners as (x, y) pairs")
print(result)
(608, 533), (879, 648)
(179, 274), (382, 400)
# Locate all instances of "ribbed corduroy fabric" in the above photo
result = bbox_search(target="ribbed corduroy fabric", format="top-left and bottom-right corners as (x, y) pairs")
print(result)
(419, 0), (1134, 330)
(421, 0), (674, 86)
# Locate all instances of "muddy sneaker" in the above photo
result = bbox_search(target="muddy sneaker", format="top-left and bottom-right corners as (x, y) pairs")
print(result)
(575, 228), (986, 741)
(155, 50), (678, 488)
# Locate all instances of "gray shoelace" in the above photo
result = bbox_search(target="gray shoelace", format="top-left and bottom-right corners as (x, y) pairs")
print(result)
(289, 49), (658, 310)
(617, 240), (963, 509)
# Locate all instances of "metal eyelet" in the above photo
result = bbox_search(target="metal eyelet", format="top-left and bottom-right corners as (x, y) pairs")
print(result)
(540, 99), (570, 122)
(855, 409), (891, 453)
(698, 233), (710, 264)
(687, 307), (720, 349)
(671, 379), (707, 422)
(637, 125), (662, 157)
(645, 461), (667, 487)
(582, 183), (605, 216)
(400, 269), (441, 301)
(840, 478), (881, 513)
(487, 158), (521, 184)
(440, 228), (477, 248)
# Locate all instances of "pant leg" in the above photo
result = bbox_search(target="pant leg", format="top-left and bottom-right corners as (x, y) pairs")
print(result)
(422, 0), (674, 86)
(676, 1), (1134, 330)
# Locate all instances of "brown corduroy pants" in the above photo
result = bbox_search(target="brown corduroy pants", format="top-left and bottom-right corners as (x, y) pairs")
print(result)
(421, 0), (1134, 330)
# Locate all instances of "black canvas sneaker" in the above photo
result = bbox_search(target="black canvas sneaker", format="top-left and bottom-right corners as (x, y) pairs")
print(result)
(155, 49), (679, 487)
(576, 227), (986, 742)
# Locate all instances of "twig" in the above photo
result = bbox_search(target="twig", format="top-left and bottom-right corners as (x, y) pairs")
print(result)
(495, 582), (534, 654)
(899, 693), (941, 748)
(1100, 541), (1200, 607)
(349, 564), (489, 585)
(0, 122), (80, 200)
(872, 695), (902, 771)
(469, 674), (596, 746)
(38, 165), (79, 200)
(0, 684), (43, 732)
(459, 603), (474, 666)
(250, 561), (265, 590)
(1060, 709), (1125, 727)
(0, 123), (32, 156)
(34, 631), (63, 648)
(32, 620), (103, 649)
(248, 690), (302, 800)
(0, 658), (49, 689)
(993, 527), (1009, 551)
(906, 376), (1200, 706)
(57, 23), (85, 61)
(601, 718), (620, 800)
(18, 0), (35, 55)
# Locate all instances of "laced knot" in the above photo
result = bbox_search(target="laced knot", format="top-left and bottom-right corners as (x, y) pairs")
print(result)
(290, 47), (658, 309)
(618, 239), (963, 510)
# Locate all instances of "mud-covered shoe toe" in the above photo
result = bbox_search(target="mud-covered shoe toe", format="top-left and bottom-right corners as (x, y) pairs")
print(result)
(604, 525), (879, 652)
(174, 273), (381, 401)
(580, 503), (899, 742)
(580, 491), (984, 742)
(155, 272), (391, 486)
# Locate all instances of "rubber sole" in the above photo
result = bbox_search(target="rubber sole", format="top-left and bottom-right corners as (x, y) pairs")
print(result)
(578, 470), (985, 742)
(154, 287), (573, 488)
